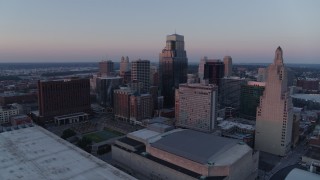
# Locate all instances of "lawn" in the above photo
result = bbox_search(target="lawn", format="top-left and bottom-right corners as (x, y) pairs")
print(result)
(84, 129), (123, 143)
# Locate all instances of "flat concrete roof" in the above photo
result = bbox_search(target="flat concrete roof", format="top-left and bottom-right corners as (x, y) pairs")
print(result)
(128, 129), (161, 144)
(150, 129), (251, 165)
(0, 126), (135, 180)
(291, 94), (320, 103)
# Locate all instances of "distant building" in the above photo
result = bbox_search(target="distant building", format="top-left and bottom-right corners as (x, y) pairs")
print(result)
(223, 56), (233, 77)
(0, 105), (19, 124)
(130, 93), (153, 124)
(0, 92), (37, 106)
(150, 65), (159, 87)
(131, 59), (150, 93)
(37, 78), (91, 123)
(112, 128), (259, 180)
(218, 118), (255, 147)
(99, 60), (114, 76)
(159, 34), (188, 107)
(10, 114), (32, 126)
(175, 83), (218, 133)
(114, 87), (132, 121)
(219, 77), (246, 117)
(257, 68), (267, 82)
(96, 76), (123, 108)
(255, 47), (293, 156)
(239, 81), (265, 120)
(198, 57), (224, 85)
(297, 79), (319, 91)
(120, 56), (130, 76)
(292, 107), (302, 147)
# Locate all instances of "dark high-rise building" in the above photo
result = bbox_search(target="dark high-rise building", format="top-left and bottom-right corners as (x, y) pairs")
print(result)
(239, 81), (265, 120)
(159, 34), (188, 107)
(199, 57), (225, 86)
(99, 60), (114, 76)
(38, 78), (91, 122)
(204, 60), (224, 86)
(96, 76), (123, 108)
(131, 59), (150, 93)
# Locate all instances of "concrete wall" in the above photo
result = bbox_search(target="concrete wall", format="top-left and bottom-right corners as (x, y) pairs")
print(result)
(228, 150), (259, 180)
(112, 145), (197, 180)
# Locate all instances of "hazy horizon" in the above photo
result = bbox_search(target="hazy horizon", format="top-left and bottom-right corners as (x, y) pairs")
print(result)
(1, 0), (319, 63)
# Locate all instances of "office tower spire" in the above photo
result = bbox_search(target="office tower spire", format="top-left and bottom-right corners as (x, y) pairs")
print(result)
(159, 34), (188, 107)
(255, 47), (293, 156)
(274, 46), (283, 65)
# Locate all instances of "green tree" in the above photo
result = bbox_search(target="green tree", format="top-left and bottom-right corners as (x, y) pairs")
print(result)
(61, 129), (76, 139)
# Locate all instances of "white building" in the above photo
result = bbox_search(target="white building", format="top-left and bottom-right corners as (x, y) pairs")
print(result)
(255, 47), (293, 156)
(175, 83), (218, 133)
(0, 105), (19, 124)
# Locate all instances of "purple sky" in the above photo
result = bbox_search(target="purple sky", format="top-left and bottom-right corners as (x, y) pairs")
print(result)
(0, 0), (319, 63)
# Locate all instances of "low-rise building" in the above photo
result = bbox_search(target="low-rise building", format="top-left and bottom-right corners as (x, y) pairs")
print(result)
(0, 105), (19, 124)
(112, 127), (259, 180)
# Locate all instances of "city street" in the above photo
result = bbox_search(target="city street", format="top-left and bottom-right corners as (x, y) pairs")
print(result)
(263, 138), (309, 180)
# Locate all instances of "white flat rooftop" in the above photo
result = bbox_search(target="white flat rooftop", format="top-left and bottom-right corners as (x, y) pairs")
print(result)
(0, 125), (135, 180)
(291, 94), (320, 103)
(127, 129), (161, 144)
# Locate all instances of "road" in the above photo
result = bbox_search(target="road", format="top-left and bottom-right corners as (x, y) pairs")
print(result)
(263, 138), (309, 180)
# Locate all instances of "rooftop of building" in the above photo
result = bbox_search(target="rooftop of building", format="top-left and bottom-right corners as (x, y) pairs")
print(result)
(127, 128), (161, 144)
(218, 120), (255, 131)
(291, 94), (320, 103)
(39, 78), (88, 83)
(0, 92), (31, 97)
(0, 125), (135, 180)
(149, 129), (251, 165)
(179, 83), (217, 89)
(247, 81), (266, 87)
(97, 76), (122, 80)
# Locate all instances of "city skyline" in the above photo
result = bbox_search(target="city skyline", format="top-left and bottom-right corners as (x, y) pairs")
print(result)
(1, 0), (319, 63)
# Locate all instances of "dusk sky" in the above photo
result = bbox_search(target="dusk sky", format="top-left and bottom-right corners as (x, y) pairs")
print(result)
(1, 0), (319, 63)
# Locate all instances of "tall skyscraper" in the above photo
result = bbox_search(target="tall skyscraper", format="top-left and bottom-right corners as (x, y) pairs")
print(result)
(255, 47), (293, 156)
(223, 56), (233, 77)
(120, 56), (130, 76)
(175, 83), (218, 133)
(198, 58), (224, 86)
(131, 59), (150, 93)
(99, 60), (114, 76)
(96, 76), (123, 108)
(159, 34), (188, 107)
(239, 81), (265, 120)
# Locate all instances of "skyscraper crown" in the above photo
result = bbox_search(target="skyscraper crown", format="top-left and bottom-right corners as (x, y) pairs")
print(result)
(274, 46), (283, 65)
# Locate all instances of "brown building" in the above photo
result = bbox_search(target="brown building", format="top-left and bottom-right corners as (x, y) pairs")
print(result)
(114, 88), (132, 121)
(37, 78), (91, 122)
(130, 93), (153, 124)
(98, 60), (114, 76)
(297, 79), (319, 91)
(0, 92), (37, 106)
